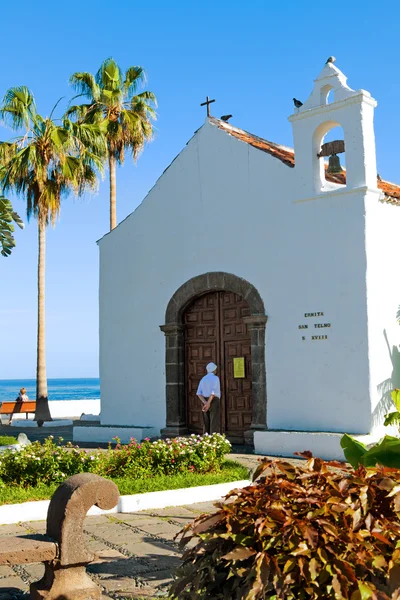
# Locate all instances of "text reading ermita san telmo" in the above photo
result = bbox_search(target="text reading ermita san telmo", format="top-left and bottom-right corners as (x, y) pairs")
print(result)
(298, 312), (331, 341)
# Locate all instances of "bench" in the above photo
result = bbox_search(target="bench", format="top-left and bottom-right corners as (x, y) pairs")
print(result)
(0, 473), (119, 600)
(0, 400), (37, 422)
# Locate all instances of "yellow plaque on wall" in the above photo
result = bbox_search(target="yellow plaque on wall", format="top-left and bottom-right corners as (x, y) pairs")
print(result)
(233, 357), (245, 378)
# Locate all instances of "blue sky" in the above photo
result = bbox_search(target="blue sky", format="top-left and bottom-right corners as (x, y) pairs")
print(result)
(1, 0), (400, 379)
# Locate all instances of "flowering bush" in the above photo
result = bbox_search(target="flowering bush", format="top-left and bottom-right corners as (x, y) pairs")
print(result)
(101, 433), (231, 479)
(0, 433), (231, 488)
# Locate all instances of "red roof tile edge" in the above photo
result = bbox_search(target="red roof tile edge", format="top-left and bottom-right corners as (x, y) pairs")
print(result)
(210, 118), (400, 203)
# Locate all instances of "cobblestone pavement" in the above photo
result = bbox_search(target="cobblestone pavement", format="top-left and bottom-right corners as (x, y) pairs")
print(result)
(0, 501), (218, 599)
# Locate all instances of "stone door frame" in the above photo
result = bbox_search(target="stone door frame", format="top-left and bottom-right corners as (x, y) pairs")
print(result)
(160, 272), (268, 443)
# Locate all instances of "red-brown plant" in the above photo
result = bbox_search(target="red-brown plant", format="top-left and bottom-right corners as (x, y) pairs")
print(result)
(170, 454), (400, 599)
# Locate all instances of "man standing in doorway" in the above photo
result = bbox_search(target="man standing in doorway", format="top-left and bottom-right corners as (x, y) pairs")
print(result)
(197, 362), (221, 434)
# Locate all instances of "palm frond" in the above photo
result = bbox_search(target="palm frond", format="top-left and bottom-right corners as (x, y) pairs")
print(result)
(64, 120), (107, 158)
(131, 90), (157, 109)
(49, 97), (65, 120)
(64, 103), (91, 120)
(131, 97), (157, 121)
(1, 145), (39, 194)
(0, 196), (24, 256)
(0, 86), (36, 130)
(96, 58), (123, 90)
(384, 411), (400, 427)
(70, 73), (100, 102)
(0, 140), (20, 168)
(50, 125), (70, 150)
(123, 66), (145, 97)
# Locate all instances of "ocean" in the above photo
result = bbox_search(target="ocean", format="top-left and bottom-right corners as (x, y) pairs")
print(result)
(0, 378), (100, 402)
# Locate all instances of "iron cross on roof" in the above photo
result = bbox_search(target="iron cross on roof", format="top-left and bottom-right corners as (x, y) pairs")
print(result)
(200, 96), (215, 117)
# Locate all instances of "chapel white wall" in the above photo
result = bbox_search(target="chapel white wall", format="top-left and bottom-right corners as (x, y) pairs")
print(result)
(365, 195), (400, 436)
(99, 120), (371, 435)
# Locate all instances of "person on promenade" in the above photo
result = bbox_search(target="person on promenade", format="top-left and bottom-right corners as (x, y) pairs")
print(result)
(17, 387), (29, 402)
(8, 387), (29, 424)
(197, 362), (221, 434)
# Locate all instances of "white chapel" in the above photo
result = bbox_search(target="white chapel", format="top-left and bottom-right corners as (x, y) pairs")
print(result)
(84, 59), (400, 459)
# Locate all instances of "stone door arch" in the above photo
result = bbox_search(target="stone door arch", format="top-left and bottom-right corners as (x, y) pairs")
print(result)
(160, 272), (268, 443)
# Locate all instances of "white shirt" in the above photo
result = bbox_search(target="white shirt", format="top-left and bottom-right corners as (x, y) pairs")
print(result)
(18, 393), (28, 402)
(197, 373), (221, 399)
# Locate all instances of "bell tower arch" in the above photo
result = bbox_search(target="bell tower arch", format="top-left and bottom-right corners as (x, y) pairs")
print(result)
(289, 59), (378, 198)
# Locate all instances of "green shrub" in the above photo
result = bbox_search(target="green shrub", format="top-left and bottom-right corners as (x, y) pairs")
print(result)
(0, 435), (18, 445)
(341, 388), (400, 469)
(0, 433), (231, 488)
(341, 434), (400, 469)
(170, 455), (400, 600)
(384, 389), (400, 430)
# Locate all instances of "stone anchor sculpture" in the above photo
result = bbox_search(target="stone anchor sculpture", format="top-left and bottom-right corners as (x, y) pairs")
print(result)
(0, 473), (119, 600)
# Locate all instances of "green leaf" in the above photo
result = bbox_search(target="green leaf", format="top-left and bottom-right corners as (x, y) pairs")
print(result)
(0, 196), (24, 256)
(372, 555), (387, 570)
(50, 127), (69, 148)
(283, 557), (297, 573)
(309, 557), (319, 581)
(384, 411), (400, 427)
(340, 434), (367, 468)
(391, 389), (400, 411)
(361, 435), (400, 468)
(358, 582), (374, 600)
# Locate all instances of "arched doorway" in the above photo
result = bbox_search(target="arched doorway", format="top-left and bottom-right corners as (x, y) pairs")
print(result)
(160, 272), (268, 444)
(184, 291), (252, 443)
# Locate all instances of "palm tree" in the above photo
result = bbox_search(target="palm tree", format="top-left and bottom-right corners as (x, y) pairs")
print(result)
(0, 196), (24, 256)
(68, 57), (157, 230)
(0, 87), (106, 423)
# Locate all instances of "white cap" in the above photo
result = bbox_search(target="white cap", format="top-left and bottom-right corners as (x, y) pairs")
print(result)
(206, 362), (217, 373)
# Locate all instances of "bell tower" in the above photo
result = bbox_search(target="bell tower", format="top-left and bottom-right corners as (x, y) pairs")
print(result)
(289, 59), (378, 198)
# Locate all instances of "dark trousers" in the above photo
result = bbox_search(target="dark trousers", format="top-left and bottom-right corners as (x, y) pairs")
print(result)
(202, 397), (221, 434)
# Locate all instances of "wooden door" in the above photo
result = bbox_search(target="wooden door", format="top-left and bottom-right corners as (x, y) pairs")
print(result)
(184, 291), (252, 443)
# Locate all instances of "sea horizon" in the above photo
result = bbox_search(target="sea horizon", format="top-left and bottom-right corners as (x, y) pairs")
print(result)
(0, 378), (100, 402)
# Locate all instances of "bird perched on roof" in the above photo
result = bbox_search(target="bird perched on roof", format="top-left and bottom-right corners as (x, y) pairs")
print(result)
(326, 56), (336, 64)
(220, 114), (232, 122)
(377, 174), (382, 181)
(293, 98), (303, 109)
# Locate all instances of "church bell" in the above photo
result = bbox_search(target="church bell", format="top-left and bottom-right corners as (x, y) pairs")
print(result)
(327, 154), (343, 173)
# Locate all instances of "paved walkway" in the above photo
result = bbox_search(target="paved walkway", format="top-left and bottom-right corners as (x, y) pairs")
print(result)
(0, 501), (218, 599)
(0, 425), (305, 598)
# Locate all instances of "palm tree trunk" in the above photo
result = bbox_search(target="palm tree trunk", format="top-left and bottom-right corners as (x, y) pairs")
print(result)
(109, 153), (117, 230)
(34, 220), (51, 425)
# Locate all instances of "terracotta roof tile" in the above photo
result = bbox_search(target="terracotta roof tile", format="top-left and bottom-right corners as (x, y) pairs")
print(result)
(210, 118), (400, 203)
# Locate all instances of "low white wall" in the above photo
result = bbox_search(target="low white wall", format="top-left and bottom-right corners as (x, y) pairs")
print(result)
(49, 399), (100, 418)
(254, 430), (389, 461)
(0, 480), (251, 525)
(8, 400), (100, 421)
(73, 425), (157, 444)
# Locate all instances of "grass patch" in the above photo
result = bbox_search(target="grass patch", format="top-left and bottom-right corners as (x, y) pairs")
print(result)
(0, 460), (249, 506)
(0, 435), (18, 446)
